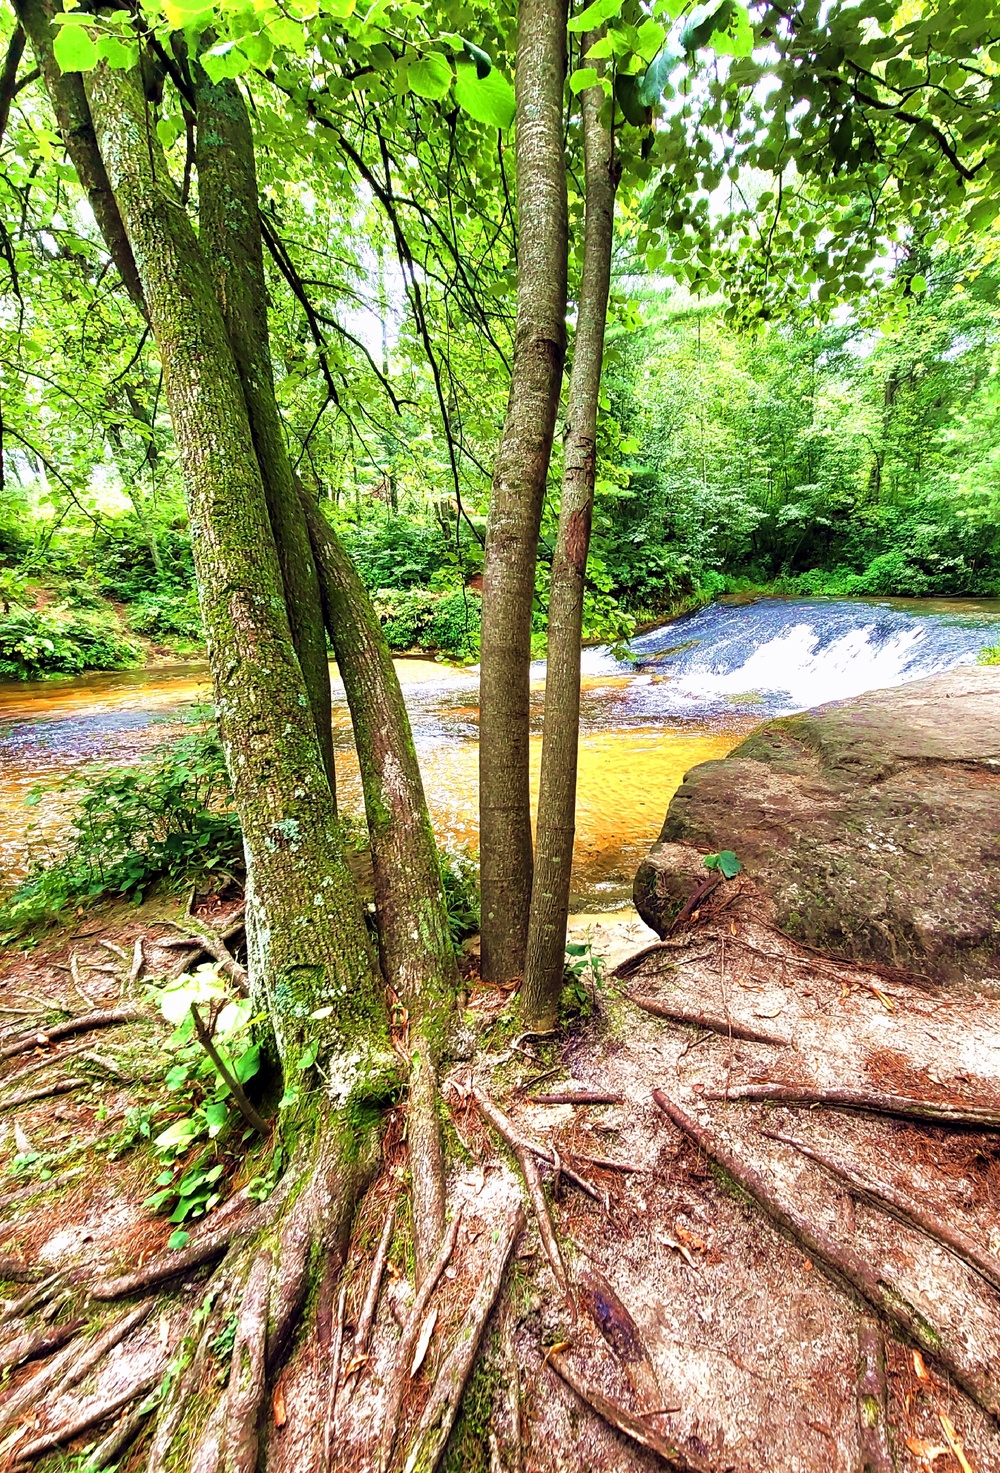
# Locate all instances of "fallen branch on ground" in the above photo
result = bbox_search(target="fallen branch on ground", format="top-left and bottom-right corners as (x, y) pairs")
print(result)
(379, 1211), (463, 1473)
(472, 1086), (572, 1304)
(545, 1348), (713, 1472)
(705, 1082), (1000, 1130)
(652, 1089), (1000, 1419)
(400, 1205), (525, 1473)
(528, 1091), (624, 1105)
(624, 992), (792, 1047)
(0, 1009), (146, 1060)
(764, 1128), (1000, 1293)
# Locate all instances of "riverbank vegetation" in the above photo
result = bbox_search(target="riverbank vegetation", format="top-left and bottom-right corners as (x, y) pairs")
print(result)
(3, 0), (1000, 1468)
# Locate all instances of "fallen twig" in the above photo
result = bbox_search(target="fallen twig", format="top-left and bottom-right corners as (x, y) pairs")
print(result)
(127, 937), (144, 993)
(190, 1003), (267, 1136)
(545, 1348), (712, 1472)
(764, 1128), (1000, 1293)
(652, 1089), (1000, 1419)
(400, 1205), (525, 1473)
(624, 992), (792, 1047)
(322, 1282), (347, 1469)
(0, 1009), (145, 1060)
(528, 1091), (624, 1106)
(379, 1211), (463, 1473)
(356, 1203), (395, 1359)
(69, 952), (98, 1009)
(705, 1082), (1000, 1130)
(472, 1086), (572, 1303)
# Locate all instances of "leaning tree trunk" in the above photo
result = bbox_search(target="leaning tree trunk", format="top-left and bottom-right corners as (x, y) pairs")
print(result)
(521, 51), (617, 1032)
(193, 63), (337, 789)
(478, 0), (569, 985)
(303, 496), (458, 1281)
(82, 57), (389, 1084)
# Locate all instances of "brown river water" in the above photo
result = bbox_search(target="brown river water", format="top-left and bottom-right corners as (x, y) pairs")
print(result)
(3, 595), (999, 909)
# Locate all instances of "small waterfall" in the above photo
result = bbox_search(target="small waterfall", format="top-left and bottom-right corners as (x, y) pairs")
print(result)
(578, 597), (1000, 719)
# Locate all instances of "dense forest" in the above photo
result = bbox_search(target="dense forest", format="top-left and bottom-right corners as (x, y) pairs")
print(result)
(2, 0), (1000, 1470)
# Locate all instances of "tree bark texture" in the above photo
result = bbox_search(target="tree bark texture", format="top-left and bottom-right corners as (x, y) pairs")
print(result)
(80, 61), (389, 1087)
(303, 496), (456, 1277)
(193, 65), (337, 789)
(11, 0), (144, 310)
(478, 0), (569, 984)
(521, 50), (617, 1030)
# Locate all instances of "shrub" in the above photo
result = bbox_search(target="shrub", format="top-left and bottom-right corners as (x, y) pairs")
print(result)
(128, 587), (203, 642)
(0, 605), (141, 680)
(978, 645), (1000, 666)
(439, 847), (479, 943)
(1, 720), (241, 934)
(374, 586), (480, 660)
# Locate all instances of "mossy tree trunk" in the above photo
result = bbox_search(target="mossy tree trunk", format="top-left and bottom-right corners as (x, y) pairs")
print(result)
(82, 56), (387, 1084)
(521, 54), (618, 1031)
(303, 496), (457, 1280)
(478, 0), (569, 985)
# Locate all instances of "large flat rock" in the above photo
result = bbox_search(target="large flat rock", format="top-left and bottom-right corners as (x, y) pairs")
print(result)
(634, 665), (1000, 989)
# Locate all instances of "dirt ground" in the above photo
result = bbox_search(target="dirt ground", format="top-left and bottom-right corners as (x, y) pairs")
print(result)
(1, 889), (999, 1472)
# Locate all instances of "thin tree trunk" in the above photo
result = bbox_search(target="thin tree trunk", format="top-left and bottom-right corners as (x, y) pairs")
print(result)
(478, 0), (569, 984)
(11, 0), (144, 311)
(81, 59), (387, 1079)
(193, 65), (337, 790)
(521, 52), (616, 1030)
(302, 496), (455, 1278)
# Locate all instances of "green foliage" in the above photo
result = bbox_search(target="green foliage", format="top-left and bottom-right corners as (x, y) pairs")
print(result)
(978, 646), (1000, 666)
(439, 847), (480, 943)
(561, 939), (605, 1023)
(374, 587), (481, 660)
(0, 603), (141, 680)
(127, 587), (203, 642)
(704, 850), (741, 879)
(0, 719), (241, 934)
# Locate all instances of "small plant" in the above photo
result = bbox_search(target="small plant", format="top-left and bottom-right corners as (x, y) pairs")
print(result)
(561, 939), (604, 1022)
(704, 849), (742, 878)
(978, 645), (1000, 666)
(439, 846), (480, 944)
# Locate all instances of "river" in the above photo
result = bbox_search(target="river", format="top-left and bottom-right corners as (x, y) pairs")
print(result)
(2, 596), (999, 908)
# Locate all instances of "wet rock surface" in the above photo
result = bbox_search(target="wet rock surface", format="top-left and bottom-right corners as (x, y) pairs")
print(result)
(634, 665), (1000, 990)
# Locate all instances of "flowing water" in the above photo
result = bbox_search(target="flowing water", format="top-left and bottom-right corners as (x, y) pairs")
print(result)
(2, 596), (999, 908)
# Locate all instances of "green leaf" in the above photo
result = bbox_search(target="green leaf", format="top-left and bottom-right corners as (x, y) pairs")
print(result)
(567, 0), (623, 34)
(460, 39), (493, 79)
(614, 72), (648, 127)
(680, 0), (732, 52)
(569, 66), (600, 94)
(53, 25), (99, 73)
(156, 117), (185, 150)
(297, 1040), (319, 1071)
(638, 40), (681, 103)
(203, 1100), (229, 1136)
(239, 32), (274, 68)
(704, 850), (742, 878)
(234, 1044), (261, 1084)
(154, 1116), (201, 1152)
(167, 1229), (190, 1250)
(406, 53), (453, 101)
(201, 42), (251, 84)
(910, 274), (928, 293)
(97, 35), (138, 68)
(268, 17), (308, 55)
(708, 3), (752, 57)
(453, 60), (515, 129)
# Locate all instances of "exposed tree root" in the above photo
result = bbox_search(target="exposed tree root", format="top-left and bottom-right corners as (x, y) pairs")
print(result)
(0, 1270), (65, 1327)
(0, 1316), (84, 1374)
(87, 1398), (155, 1470)
(652, 1089), (1000, 1420)
(225, 1250), (272, 1473)
(88, 1222), (238, 1299)
(379, 1211), (463, 1473)
(158, 915), (248, 991)
(12, 1364), (165, 1464)
(471, 1086), (572, 1304)
(399, 1204), (525, 1473)
(704, 1082), (1000, 1130)
(467, 1082), (600, 1202)
(3, 1041), (91, 1092)
(0, 1259), (43, 1283)
(408, 1048), (447, 1286)
(763, 1128), (1000, 1294)
(0, 1009), (146, 1060)
(343, 1201), (395, 1400)
(0, 1076), (88, 1113)
(545, 1348), (714, 1472)
(321, 1282), (347, 1467)
(857, 1321), (895, 1473)
(622, 993), (792, 1048)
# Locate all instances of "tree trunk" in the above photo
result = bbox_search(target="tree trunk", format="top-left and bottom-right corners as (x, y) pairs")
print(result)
(521, 52), (617, 1031)
(478, 0), (569, 985)
(11, 0), (144, 311)
(82, 59), (388, 1084)
(193, 64), (337, 790)
(302, 495), (455, 1279)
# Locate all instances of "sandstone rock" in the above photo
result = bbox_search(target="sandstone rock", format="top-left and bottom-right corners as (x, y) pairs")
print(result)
(634, 665), (1000, 989)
